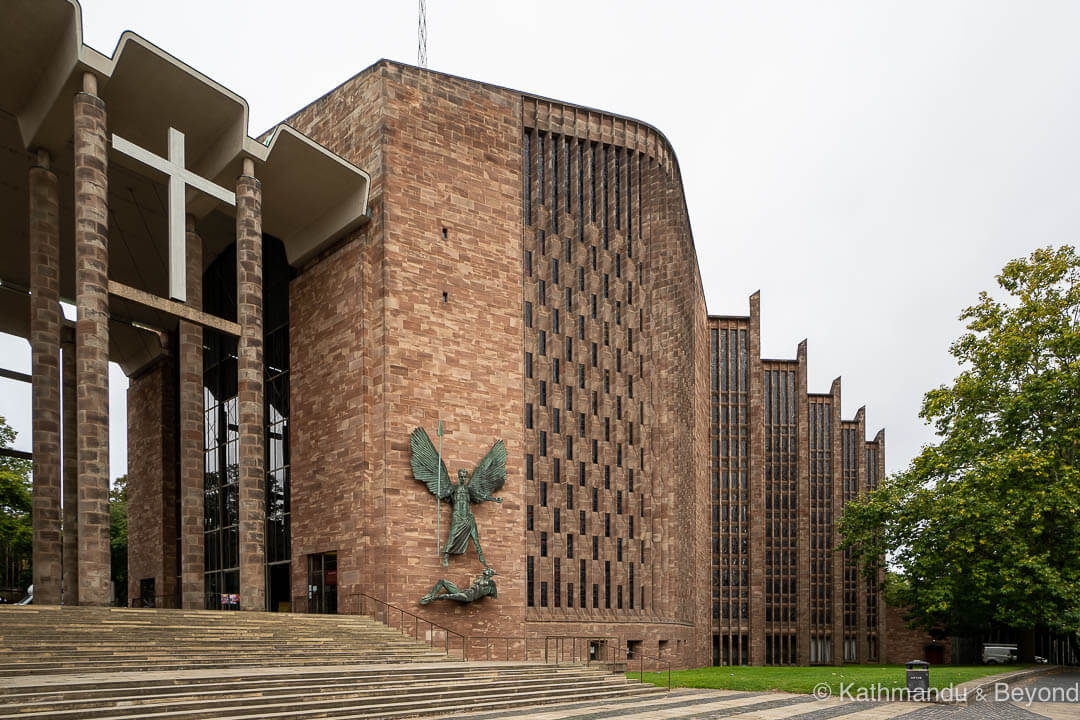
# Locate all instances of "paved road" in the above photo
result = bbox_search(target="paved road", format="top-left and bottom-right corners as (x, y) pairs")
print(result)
(437, 669), (1079, 720)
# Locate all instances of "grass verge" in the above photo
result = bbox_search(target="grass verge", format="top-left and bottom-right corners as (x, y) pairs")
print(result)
(628, 664), (1033, 694)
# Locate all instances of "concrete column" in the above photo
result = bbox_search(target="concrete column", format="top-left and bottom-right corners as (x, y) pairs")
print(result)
(236, 158), (265, 611)
(179, 214), (205, 609)
(74, 71), (111, 606)
(747, 292), (765, 665)
(62, 328), (78, 604)
(29, 147), (62, 605)
(795, 340), (811, 665)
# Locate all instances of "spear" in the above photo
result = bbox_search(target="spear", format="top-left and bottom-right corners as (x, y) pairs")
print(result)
(436, 415), (444, 557)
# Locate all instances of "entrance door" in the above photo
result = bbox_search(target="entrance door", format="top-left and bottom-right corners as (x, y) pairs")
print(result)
(306, 552), (338, 614)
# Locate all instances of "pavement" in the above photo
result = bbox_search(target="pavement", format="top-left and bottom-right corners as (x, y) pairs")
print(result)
(436, 668), (1080, 720)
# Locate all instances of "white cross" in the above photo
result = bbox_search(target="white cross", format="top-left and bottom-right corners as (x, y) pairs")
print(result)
(111, 127), (236, 303)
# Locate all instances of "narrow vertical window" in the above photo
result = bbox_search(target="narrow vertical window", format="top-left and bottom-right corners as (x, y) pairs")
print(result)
(527, 556), (534, 607)
(538, 133), (545, 206)
(564, 136), (571, 218)
(615, 147), (621, 231)
(552, 133), (559, 232)
(580, 560), (587, 609)
(577, 139), (585, 243)
(637, 154), (643, 240)
(523, 130), (532, 226)
(602, 144), (609, 247)
(590, 142), (597, 223)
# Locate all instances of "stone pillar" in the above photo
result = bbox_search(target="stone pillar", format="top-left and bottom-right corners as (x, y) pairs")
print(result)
(62, 328), (78, 605)
(236, 158), (266, 611)
(29, 147), (62, 605)
(74, 71), (111, 606)
(795, 340), (811, 665)
(747, 292), (765, 665)
(855, 407), (868, 663)
(830, 379), (844, 665)
(179, 215), (205, 609)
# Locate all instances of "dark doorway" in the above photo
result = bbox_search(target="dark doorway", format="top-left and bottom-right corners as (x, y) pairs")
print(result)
(267, 563), (291, 612)
(139, 578), (155, 608)
(307, 552), (338, 614)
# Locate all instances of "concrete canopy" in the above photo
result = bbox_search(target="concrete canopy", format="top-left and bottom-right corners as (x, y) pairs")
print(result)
(0, 0), (371, 375)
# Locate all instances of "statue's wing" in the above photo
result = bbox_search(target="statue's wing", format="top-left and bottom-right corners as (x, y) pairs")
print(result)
(468, 440), (507, 502)
(410, 427), (452, 501)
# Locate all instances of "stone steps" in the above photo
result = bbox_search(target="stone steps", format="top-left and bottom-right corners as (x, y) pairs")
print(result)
(0, 666), (657, 720)
(0, 605), (663, 718)
(1, 670), (641, 718)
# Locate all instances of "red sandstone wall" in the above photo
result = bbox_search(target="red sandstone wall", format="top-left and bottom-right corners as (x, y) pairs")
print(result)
(284, 62), (527, 637)
(884, 604), (951, 665)
(126, 356), (177, 606)
(283, 66), (384, 611)
(518, 99), (711, 668)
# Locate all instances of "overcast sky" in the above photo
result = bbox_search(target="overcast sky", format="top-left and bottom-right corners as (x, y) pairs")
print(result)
(2, 0), (1078, 480)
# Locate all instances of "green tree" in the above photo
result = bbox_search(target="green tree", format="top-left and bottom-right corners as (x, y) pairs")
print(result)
(840, 245), (1080, 646)
(110, 475), (127, 603)
(0, 416), (32, 594)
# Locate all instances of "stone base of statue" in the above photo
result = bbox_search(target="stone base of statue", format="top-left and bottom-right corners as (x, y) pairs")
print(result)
(419, 568), (497, 605)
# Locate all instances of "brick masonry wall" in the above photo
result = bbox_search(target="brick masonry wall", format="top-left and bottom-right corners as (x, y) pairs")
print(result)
(885, 603), (951, 665)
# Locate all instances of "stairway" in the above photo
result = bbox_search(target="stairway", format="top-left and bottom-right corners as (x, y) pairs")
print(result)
(0, 606), (661, 719)
(0, 605), (449, 675)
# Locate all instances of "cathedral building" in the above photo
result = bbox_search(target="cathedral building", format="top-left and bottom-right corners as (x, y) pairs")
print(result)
(1, 0), (906, 668)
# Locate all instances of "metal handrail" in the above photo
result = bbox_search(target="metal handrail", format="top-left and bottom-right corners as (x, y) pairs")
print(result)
(614, 645), (672, 692)
(543, 635), (619, 665)
(351, 593), (466, 659)
(455, 634), (624, 665)
(348, 598), (672, 686)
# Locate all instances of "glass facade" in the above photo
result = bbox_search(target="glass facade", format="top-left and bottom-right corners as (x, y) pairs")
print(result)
(202, 236), (292, 611)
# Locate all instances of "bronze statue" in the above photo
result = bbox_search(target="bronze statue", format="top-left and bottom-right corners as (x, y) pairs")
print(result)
(419, 568), (498, 605)
(410, 427), (506, 568)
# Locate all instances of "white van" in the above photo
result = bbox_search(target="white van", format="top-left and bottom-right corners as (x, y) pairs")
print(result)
(982, 643), (1017, 664)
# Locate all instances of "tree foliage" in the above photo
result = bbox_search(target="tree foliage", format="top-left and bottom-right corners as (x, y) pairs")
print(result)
(110, 475), (127, 597)
(0, 416), (32, 591)
(840, 245), (1080, 636)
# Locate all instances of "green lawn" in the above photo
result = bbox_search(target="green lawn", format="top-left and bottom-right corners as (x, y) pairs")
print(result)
(629, 664), (1032, 694)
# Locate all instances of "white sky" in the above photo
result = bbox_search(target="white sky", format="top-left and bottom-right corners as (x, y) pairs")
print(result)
(2, 0), (1078, 479)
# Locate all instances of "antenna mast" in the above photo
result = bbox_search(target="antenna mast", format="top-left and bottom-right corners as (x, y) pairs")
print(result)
(418, 0), (428, 68)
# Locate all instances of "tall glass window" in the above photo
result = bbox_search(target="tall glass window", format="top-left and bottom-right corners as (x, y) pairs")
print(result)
(202, 236), (292, 611)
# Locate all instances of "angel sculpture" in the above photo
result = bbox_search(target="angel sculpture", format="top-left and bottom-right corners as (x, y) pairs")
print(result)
(410, 427), (507, 568)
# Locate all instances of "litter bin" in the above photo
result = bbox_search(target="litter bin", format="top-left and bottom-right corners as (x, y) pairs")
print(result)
(906, 660), (930, 692)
